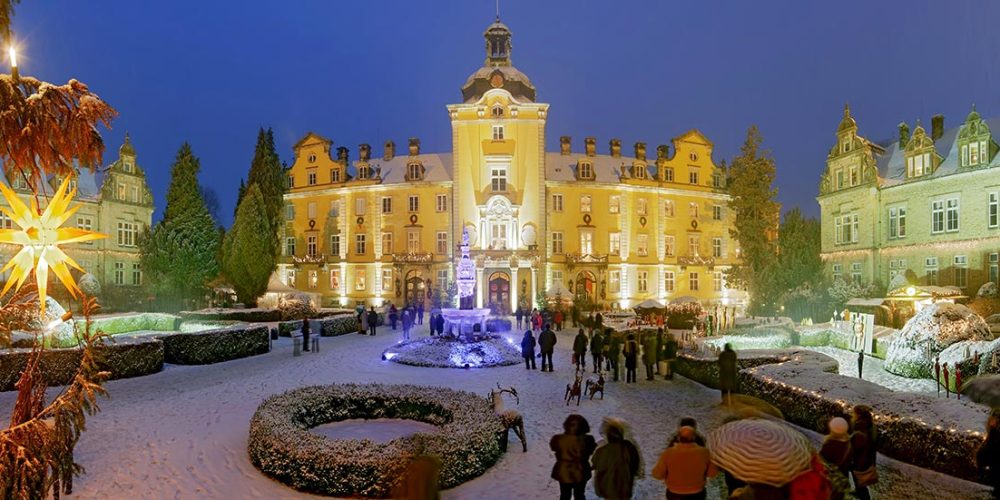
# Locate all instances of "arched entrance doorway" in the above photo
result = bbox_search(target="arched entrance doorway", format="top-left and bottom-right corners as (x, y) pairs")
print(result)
(405, 270), (425, 307)
(575, 271), (596, 302)
(487, 271), (511, 315)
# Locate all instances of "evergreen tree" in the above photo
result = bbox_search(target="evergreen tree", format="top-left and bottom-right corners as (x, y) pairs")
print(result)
(725, 126), (780, 315)
(240, 128), (286, 236)
(223, 184), (274, 306)
(140, 143), (221, 310)
(774, 208), (825, 320)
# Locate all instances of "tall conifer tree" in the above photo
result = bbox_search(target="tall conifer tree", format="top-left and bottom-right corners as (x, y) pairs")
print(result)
(223, 184), (273, 305)
(240, 128), (286, 236)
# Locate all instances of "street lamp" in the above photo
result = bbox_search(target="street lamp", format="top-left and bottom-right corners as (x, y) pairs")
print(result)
(8, 44), (17, 81)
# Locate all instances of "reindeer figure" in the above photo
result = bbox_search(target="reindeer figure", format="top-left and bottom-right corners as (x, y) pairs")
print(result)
(585, 372), (605, 400)
(489, 383), (527, 452)
(565, 370), (583, 406)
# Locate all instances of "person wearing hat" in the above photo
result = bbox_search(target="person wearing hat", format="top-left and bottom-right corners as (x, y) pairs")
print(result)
(820, 417), (853, 500)
(591, 417), (640, 500)
(652, 425), (716, 499)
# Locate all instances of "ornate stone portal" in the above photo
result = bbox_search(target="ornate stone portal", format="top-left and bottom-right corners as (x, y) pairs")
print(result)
(441, 229), (490, 341)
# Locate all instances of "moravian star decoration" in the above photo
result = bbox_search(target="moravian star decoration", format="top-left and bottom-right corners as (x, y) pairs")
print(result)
(0, 177), (107, 315)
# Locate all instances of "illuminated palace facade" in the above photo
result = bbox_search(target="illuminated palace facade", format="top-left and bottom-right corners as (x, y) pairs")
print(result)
(819, 105), (1000, 293)
(281, 18), (744, 312)
(0, 136), (154, 293)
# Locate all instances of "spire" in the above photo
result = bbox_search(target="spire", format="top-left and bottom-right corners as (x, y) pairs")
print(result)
(484, 17), (512, 67)
(119, 132), (136, 157)
(836, 103), (857, 134)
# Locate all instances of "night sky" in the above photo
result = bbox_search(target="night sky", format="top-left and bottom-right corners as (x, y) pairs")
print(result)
(10, 0), (1000, 226)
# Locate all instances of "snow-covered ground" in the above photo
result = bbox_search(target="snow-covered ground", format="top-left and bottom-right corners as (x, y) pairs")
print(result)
(803, 346), (940, 394)
(1, 323), (991, 499)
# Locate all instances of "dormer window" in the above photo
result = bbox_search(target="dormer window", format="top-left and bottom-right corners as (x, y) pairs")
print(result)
(123, 161), (133, 173)
(906, 153), (930, 178)
(903, 125), (941, 179)
(958, 107), (996, 168)
(492, 125), (505, 141)
(689, 152), (698, 162)
(578, 161), (594, 180)
(633, 164), (646, 179)
(357, 165), (370, 180)
(308, 154), (317, 163)
(406, 162), (424, 181)
(842, 138), (850, 153)
(491, 105), (504, 118)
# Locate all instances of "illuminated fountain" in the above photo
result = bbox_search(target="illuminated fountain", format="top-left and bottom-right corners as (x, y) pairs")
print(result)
(440, 229), (490, 342)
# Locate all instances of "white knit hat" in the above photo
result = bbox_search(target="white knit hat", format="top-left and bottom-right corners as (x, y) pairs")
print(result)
(828, 417), (849, 436)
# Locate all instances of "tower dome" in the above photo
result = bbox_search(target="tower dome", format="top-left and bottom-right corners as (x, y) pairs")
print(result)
(461, 17), (536, 103)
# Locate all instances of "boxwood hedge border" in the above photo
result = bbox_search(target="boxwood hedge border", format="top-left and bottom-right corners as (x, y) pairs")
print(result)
(156, 323), (269, 365)
(0, 336), (164, 391)
(248, 383), (504, 498)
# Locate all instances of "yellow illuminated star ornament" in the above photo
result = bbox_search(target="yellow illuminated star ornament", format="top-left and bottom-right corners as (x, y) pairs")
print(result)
(0, 177), (106, 314)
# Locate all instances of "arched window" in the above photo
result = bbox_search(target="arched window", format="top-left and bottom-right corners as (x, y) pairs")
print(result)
(491, 105), (504, 118)
(407, 162), (424, 181)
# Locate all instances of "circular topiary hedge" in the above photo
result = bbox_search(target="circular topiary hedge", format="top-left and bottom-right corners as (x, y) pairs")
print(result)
(248, 383), (504, 498)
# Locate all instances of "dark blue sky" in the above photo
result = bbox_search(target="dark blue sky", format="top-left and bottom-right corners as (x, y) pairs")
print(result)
(11, 1), (1000, 226)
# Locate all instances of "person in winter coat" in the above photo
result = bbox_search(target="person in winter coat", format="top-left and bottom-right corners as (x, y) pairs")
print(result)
(550, 414), (597, 500)
(788, 453), (833, 500)
(850, 405), (878, 500)
(623, 333), (639, 384)
(642, 332), (658, 381)
(590, 330), (605, 373)
(655, 328), (665, 375)
(401, 309), (412, 340)
(435, 313), (445, 337)
(360, 306), (370, 335)
(977, 409), (1000, 499)
(538, 324), (558, 372)
(667, 417), (706, 448)
(592, 417), (640, 500)
(516, 308), (524, 330)
(607, 332), (623, 382)
(820, 417), (853, 500)
(595, 312), (604, 329)
(663, 335), (678, 380)
(367, 307), (378, 336)
(573, 329), (588, 371)
(301, 317), (311, 352)
(389, 305), (399, 330)
(521, 330), (537, 370)
(652, 426), (717, 499)
(718, 343), (737, 404)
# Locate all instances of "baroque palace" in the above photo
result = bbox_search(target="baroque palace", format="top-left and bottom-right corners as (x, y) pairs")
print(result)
(281, 18), (744, 312)
(0, 136), (154, 298)
(819, 105), (1000, 295)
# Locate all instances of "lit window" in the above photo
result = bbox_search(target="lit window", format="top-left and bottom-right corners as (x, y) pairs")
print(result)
(712, 237), (723, 257)
(382, 269), (393, 291)
(330, 234), (340, 255)
(664, 235), (675, 257)
(355, 269), (366, 290)
(610, 270), (621, 293)
(637, 234), (648, 256)
(308, 270), (318, 289)
(713, 272), (723, 291)
(382, 232), (393, 254)
(491, 165), (507, 192)
(609, 233), (620, 255)
(330, 270), (340, 290)
(285, 269), (296, 287)
(490, 222), (507, 249)
(663, 200), (675, 217)
(609, 195), (620, 214)
(492, 125), (504, 141)
(580, 231), (593, 255)
(688, 235), (700, 256)
(407, 230), (420, 253)
(580, 195), (592, 213)
(436, 269), (448, 291)
(436, 232), (448, 254)
(664, 271), (675, 292)
(689, 202), (699, 218)
(637, 271), (648, 293)
(552, 232), (563, 254)
(637, 198), (647, 216)
(307, 235), (317, 257)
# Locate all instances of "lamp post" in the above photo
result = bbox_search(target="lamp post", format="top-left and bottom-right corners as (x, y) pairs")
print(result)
(8, 45), (17, 81)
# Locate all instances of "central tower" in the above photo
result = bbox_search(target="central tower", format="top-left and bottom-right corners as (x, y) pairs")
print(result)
(448, 17), (548, 313)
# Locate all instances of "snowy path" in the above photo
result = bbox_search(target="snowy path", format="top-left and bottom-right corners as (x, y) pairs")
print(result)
(802, 346), (939, 394)
(0, 323), (990, 499)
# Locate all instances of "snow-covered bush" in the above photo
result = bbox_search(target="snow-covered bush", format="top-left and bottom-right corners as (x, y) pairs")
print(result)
(384, 336), (522, 368)
(180, 308), (283, 322)
(318, 315), (360, 337)
(248, 384), (504, 497)
(279, 293), (316, 320)
(887, 273), (910, 295)
(885, 303), (992, 378)
(156, 324), (269, 365)
(666, 302), (703, 329)
(703, 328), (792, 351)
(0, 336), (164, 391)
(78, 273), (101, 297)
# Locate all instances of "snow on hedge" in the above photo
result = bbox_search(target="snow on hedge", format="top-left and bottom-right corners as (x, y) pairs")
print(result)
(885, 303), (991, 378)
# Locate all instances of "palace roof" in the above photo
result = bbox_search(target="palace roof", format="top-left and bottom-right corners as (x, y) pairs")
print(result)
(874, 117), (1000, 186)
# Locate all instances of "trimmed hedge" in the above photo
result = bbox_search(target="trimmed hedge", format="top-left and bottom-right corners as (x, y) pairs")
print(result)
(674, 348), (989, 482)
(92, 313), (181, 334)
(157, 324), (270, 365)
(0, 336), (164, 391)
(248, 384), (504, 498)
(319, 315), (360, 337)
(180, 308), (282, 323)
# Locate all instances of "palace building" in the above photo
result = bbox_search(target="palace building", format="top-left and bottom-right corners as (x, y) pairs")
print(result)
(0, 135), (154, 302)
(281, 18), (744, 312)
(819, 105), (1000, 295)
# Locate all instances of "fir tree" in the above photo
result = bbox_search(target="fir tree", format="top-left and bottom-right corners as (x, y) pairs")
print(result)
(774, 208), (825, 320)
(240, 128), (286, 236)
(140, 143), (221, 310)
(223, 184), (275, 306)
(725, 126), (780, 315)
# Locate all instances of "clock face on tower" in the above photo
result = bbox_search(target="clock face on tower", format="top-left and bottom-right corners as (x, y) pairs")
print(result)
(490, 73), (504, 88)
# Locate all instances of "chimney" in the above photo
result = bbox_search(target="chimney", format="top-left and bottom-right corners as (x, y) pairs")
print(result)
(898, 123), (910, 149)
(931, 114), (944, 141)
(610, 138), (622, 158)
(336, 146), (349, 163)
(384, 140), (395, 161)
(408, 137), (420, 156)
(359, 144), (371, 161)
(634, 142), (646, 161)
(560, 136), (572, 155)
(656, 144), (669, 160)
(585, 137), (596, 157)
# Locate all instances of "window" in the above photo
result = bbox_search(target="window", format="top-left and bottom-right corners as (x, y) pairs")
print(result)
(609, 195), (620, 214)
(355, 269), (366, 290)
(637, 198), (647, 216)
(382, 269), (393, 291)
(330, 234), (340, 255)
(832, 263), (842, 281)
(491, 165), (507, 192)
(580, 195), (592, 213)
(114, 262), (124, 285)
(285, 237), (296, 256)
(308, 270), (318, 289)
(889, 207), (907, 239)
(436, 232), (448, 254)
(688, 235), (700, 256)
(123, 161), (133, 173)
(991, 253), (999, 284)
(610, 270), (621, 293)
(552, 232), (564, 254)
(836, 169), (845, 189)
(637, 271), (648, 293)
(689, 202), (699, 218)
(381, 232), (393, 254)
(117, 183), (126, 200)
(664, 235), (675, 257)
(932, 200), (945, 233)
(580, 231), (593, 255)
(330, 168), (341, 183)
(664, 271), (675, 292)
(925, 257), (939, 286)
(307, 202), (317, 219)
(991, 193), (999, 229)
(117, 222), (137, 247)
(689, 171), (699, 185)
(713, 272), (723, 292)
(712, 173), (722, 188)
(307, 235), (317, 257)
(355, 234), (366, 255)
(357, 165), (370, 180)
(76, 216), (93, 244)
(689, 272), (699, 291)
(355, 198), (366, 216)
(946, 198), (960, 232)
(712, 205), (722, 220)
(408, 195), (419, 212)
(285, 269), (296, 287)
(491, 105), (504, 118)
(330, 270), (340, 290)
(407, 163), (422, 181)
(308, 171), (317, 186)
(553, 270), (563, 285)
(437, 270), (448, 291)
(579, 162), (593, 180)
(436, 194), (448, 212)
(308, 154), (317, 163)
(849, 166), (859, 186)
(842, 139), (850, 153)
(634, 164), (646, 179)
(835, 213), (858, 244)
(663, 200), (675, 217)
(712, 237), (723, 258)
(492, 125), (504, 140)
(851, 262), (863, 284)
(407, 230), (420, 253)
(971, 142), (981, 166)
(663, 167), (674, 182)
(131, 263), (141, 285)
(552, 194), (564, 212)
(382, 197), (393, 214)
(0, 212), (12, 229)
(131, 186), (139, 203)
(637, 234), (649, 256)
(287, 175), (294, 188)
(689, 152), (698, 161)
(955, 255), (968, 288)
(609, 233), (621, 255)
(490, 222), (507, 249)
